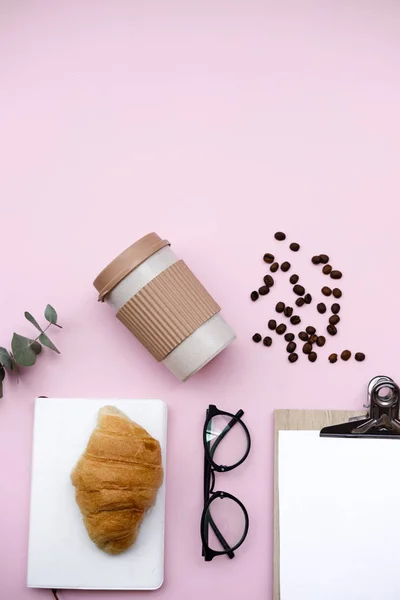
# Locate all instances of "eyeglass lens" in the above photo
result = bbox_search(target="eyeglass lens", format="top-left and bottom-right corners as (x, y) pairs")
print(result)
(205, 413), (248, 467)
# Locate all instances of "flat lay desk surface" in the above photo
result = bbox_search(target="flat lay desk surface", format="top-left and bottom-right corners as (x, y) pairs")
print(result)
(1, 2), (400, 599)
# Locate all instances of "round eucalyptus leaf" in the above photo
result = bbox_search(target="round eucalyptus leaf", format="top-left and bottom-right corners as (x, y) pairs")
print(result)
(0, 347), (12, 370)
(11, 333), (37, 367)
(31, 341), (42, 355)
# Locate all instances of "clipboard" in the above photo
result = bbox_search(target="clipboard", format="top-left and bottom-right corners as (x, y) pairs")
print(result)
(273, 375), (400, 599)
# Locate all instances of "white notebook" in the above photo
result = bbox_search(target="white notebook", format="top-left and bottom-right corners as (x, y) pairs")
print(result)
(279, 430), (400, 600)
(27, 398), (167, 591)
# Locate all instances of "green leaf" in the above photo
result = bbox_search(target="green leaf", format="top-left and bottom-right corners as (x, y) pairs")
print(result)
(0, 347), (12, 370)
(39, 333), (60, 354)
(24, 312), (43, 332)
(44, 304), (57, 325)
(11, 333), (37, 367)
(31, 341), (42, 355)
(0, 366), (5, 383)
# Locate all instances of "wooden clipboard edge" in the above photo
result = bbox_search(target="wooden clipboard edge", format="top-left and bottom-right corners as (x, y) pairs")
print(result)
(273, 409), (366, 600)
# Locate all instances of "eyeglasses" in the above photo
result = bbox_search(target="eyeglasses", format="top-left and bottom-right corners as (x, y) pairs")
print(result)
(200, 404), (251, 561)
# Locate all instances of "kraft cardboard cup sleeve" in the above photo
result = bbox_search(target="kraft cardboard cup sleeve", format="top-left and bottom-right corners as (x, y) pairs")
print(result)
(93, 233), (236, 381)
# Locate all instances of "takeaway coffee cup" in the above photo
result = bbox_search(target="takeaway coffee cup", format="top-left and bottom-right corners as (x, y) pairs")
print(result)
(93, 233), (236, 381)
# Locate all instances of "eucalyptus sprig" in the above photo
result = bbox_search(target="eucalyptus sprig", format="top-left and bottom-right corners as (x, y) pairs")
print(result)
(0, 304), (62, 398)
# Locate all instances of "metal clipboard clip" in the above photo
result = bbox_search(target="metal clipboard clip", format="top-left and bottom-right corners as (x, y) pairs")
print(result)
(320, 376), (400, 439)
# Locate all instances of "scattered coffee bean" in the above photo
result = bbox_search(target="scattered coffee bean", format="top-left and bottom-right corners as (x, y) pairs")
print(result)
(303, 342), (312, 354)
(308, 352), (317, 362)
(263, 274), (275, 287)
(330, 270), (342, 280)
(263, 253), (274, 264)
(311, 256), (321, 265)
(276, 323), (287, 335)
(333, 288), (342, 298)
(317, 302), (326, 314)
(322, 264), (332, 275)
(268, 319), (277, 330)
(331, 303), (341, 314)
(306, 326), (316, 335)
(275, 231), (286, 241)
(281, 261), (291, 272)
(290, 315), (301, 325)
(327, 324), (337, 336)
(322, 286), (332, 297)
(263, 336), (273, 347)
(304, 293), (312, 304)
(309, 334), (318, 344)
(316, 336), (326, 347)
(329, 353), (338, 363)
(299, 331), (309, 342)
(319, 254), (329, 264)
(284, 333), (295, 342)
(296, 297), (305, 307)
(290, 274), (299, 284)
(251, 291), (259, 301)
(287, 342), (297, 353)
(270, 262), (279, 273)
(276, 301), (285, 313)
(290, 242), (300, 252)
(259, 285), (270, 296)
(341, 350), (351, 361)
(329, 315), (340, 325)
(252, 333), (262, 343)
(284, 306), (293, 317)
(288, 353), (298, 363)
(355, 352), (366, 362)
(293, 284), (305, 296)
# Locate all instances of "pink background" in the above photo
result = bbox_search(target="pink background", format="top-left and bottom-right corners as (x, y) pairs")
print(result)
(1, 2), (400, 598)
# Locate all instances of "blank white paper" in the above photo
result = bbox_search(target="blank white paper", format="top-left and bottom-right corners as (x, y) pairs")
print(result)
(279, 430), (400, 600)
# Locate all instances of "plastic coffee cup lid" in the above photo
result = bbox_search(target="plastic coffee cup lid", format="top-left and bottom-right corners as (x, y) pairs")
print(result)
(93, 232), (170, 301)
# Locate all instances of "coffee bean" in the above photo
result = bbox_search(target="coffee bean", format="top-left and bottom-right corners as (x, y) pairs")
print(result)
(281, 261), (291, 272)
(287, 342), (297, 353)
(319, 254), (329, 264)
(327, 324), (337, 336)
(322, 286), (332, 297)
(263, 336), (273, 347)
(284, 333), (295, 342)
(284, 306), (293, 317)
(268, 319), (277, 330)
(322, 264), (332, 275)
(309, 334), (318, 344)
(293, 284), (305, 296)
(290, 274), (299, 284)
(290, 315), (301, 325)
(308, 352), (317, 362)
(251, 291), (259, 301)
(304, 293), (312, 304)
(317, 302), (326, 314)
(333, 288), (342, 298)
(288, 353), (298, 363)
(290, 242), (300, 252)
(263, 253), (274, 264)
(306, 326), (316, 335)
(276, 302), (285, 313)
(276, 323), (287, 335)
(270, 262), (279, 273)
(331, 303), (340, 314)
(275, 231), (286, 241)
(303, 342), (312, 354)
(355, 352), (366, 362)
(329, 315), (340, 325)
(329, 353), (338, 363)
(341, 350), (351, 361)
(296, 298), (305, 307)
(259, 285), (270, 296)
(263, 274), (275, 287)
(311, 256), (321, 265)
(316, 336), (326, 347)
(252, 333), (262, 343)
(330, 270), (342, 280)
(299, 331), (308, 342)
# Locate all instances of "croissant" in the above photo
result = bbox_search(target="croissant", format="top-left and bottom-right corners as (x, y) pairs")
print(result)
(71, 405), (163, 555)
